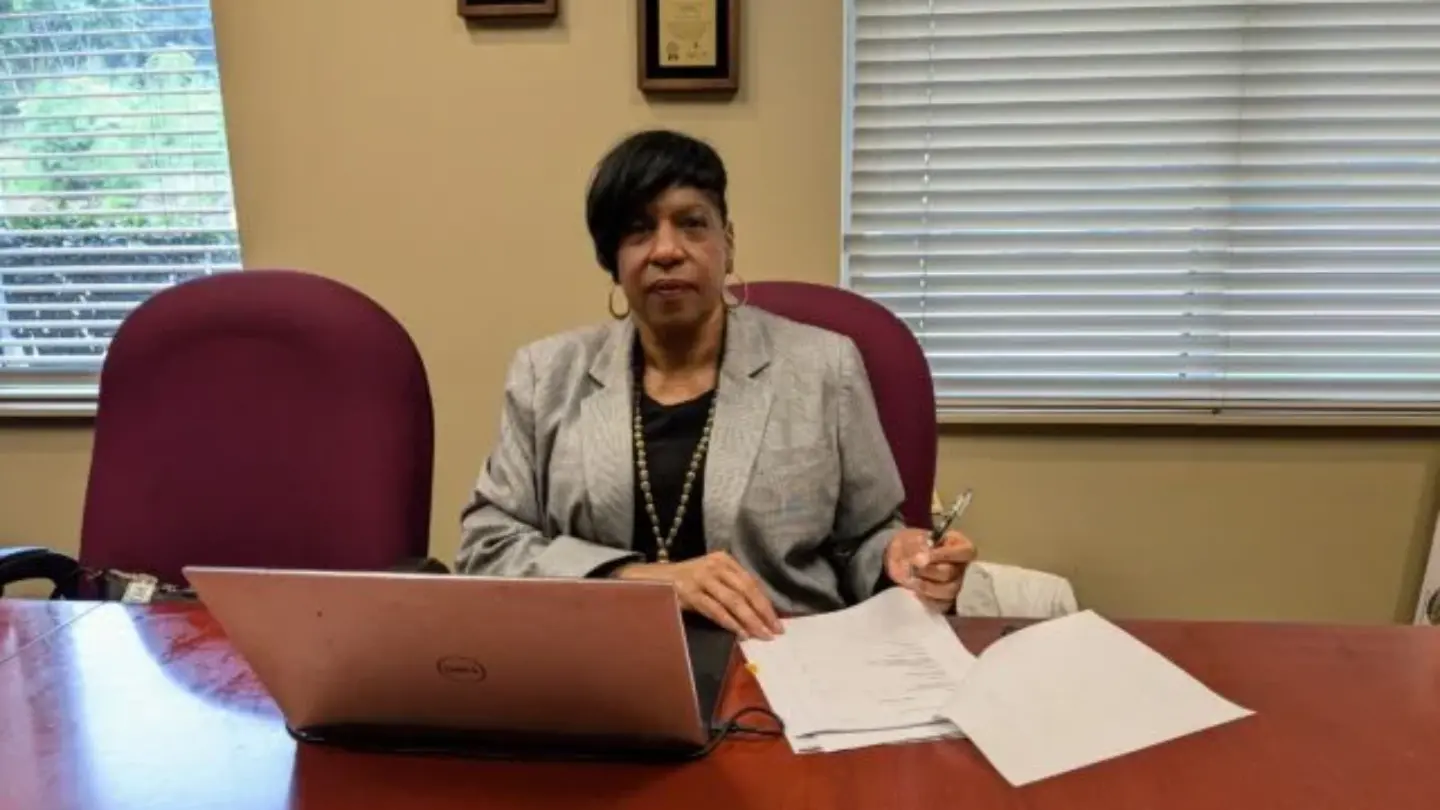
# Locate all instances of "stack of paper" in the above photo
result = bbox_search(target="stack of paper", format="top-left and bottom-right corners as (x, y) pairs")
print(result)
(739, 588), (975, 753)
(741, 590), (1254, 784)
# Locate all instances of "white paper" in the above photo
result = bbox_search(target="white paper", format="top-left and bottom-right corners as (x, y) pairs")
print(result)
(940, 610), (1254, 786)
(787, 720), (963, 754)
(741, 588), (975, 752)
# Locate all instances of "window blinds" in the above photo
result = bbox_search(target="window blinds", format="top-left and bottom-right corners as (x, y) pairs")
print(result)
(0, 0), (239, 403)
(844, 0), (1440, 415)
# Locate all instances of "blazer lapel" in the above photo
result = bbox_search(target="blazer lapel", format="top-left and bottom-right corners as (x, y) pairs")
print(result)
(704, 308), (775, 553)
(580, 319), (635, 547)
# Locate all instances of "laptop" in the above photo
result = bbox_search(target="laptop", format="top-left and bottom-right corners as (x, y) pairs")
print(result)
(183, 566), (737, 761)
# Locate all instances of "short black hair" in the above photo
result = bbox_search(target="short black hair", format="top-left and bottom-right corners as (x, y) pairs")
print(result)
(585, 129), (729, 280)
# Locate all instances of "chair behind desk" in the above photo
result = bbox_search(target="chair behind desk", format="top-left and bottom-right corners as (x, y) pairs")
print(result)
(0, 269), (438, 597)
(746, 281), (937, 529)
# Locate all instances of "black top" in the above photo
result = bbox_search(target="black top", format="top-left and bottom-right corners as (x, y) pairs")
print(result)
(631, 389), (713, 563)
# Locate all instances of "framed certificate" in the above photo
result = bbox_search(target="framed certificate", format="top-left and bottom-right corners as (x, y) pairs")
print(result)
(637, 0), (740, 93)
(458, 0), (557, 19)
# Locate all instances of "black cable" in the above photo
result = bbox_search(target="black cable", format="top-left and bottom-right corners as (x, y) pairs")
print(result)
(690, 705), (785, 759)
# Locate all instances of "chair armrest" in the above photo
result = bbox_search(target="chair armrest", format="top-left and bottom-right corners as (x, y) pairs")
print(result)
(388, 556), (450, 575)
(0, 546), (83, 599)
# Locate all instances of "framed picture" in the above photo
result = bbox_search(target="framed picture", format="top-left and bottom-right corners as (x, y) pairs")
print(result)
(458, 0), (558, 19)
(637, 0), (740, 93)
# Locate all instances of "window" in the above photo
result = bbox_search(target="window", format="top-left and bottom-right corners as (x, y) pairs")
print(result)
(0, 0), (240, 411)
(843, 0), (1440, 418)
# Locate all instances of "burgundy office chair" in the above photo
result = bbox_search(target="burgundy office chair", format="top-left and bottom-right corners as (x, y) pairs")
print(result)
(746, 281), (937, 528)
(0, 269), (437, 597)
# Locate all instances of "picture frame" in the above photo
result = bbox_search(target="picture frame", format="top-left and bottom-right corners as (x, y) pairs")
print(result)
(637, 0), (740, 94)
(457, 0), (558, 20)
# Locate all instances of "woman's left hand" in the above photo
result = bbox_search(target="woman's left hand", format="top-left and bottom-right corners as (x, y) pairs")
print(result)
(884, 529), (977, 612)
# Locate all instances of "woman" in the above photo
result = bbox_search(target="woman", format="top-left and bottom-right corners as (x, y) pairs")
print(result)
(458, 129), (975, 639)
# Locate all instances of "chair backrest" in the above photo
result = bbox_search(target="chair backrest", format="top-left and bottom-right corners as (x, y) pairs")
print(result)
(746, 281), (937, 528)
(79, 269), (434, 585)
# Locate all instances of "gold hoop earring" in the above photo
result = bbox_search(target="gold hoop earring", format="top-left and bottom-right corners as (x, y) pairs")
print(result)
(608, 284), (630, 320)
(723, 272), (749, 309)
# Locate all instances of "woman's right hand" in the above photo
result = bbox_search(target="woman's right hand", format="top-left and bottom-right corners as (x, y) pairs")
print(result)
(613, 551), (784, 641)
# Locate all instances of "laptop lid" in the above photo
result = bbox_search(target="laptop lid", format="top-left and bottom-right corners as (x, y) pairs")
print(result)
(184, 567), (730, 756)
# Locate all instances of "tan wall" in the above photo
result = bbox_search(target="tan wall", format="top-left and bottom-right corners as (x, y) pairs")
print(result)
(2, 0), (1437, 621)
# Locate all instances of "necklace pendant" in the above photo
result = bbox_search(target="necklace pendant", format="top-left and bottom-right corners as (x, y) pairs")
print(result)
(657, 548), (670, 564)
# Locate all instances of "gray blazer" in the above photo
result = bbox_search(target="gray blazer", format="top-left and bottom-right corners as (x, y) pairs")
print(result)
(456, 306), (907, 615)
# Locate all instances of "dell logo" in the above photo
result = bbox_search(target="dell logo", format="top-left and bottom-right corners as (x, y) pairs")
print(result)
(436, 656), (487, 683)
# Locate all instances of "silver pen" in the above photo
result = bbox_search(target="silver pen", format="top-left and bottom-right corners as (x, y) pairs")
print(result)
(930, 489), (973, 547)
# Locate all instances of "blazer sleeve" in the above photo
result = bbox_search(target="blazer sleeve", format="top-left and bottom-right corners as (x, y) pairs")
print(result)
(456, 347), (641, 578)
(831, 337), (907, 602)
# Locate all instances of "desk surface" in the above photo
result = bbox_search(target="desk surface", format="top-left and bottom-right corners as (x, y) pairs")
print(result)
(1, 601), (1438, 810)
(0, 599), (99, 664)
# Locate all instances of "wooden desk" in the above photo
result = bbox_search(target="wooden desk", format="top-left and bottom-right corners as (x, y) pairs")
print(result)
(1, 601), (1438, 810)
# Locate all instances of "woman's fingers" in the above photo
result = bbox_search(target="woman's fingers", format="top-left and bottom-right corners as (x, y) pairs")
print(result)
(902, 531), (976, 589)
(900, 573), (959, 613)
(885, 531), (930, 583)
(928, 545), (977, 567)
(886, 532), (968, 611)
(671, 553), (783, 640)
(909, 575), (960, 603)
(917, 595), (955, 613)
(714, 553), (783, 631)
(716, 556), (783, 634)
(687, 590), (748, 638)
(914, 561), (961, 583)
(702, 575), (775, 640)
